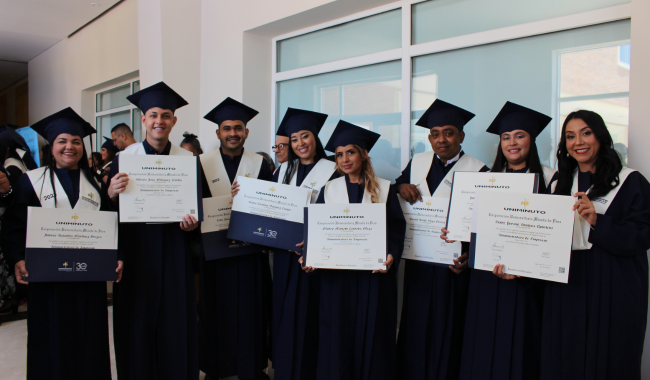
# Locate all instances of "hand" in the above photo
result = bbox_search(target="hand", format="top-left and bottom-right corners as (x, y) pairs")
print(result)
(493, 263), (518, 280)
(0, 172), (10, 194)
(373, 254), (394, 273)
(15, 260), (29, 285)
(449, 252), (468, 274)
(398, 184), (422, 205)
(573, 192), (597, 226)
(231, 181), (240, 197)
(440, 228), (455, 243)
(115, 261), (124, 283)
(180, 214), (199, 231)
(298, 256), (316, 273)
(292, 241), (305, 255)
(108, 173), (129, 200)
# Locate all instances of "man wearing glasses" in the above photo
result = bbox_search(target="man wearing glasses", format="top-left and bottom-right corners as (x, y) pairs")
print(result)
(272, 135), (290, 174)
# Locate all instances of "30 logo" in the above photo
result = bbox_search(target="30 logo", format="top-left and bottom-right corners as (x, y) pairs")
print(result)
(76, 263), (87, 271)
(267, 230), (277, 238)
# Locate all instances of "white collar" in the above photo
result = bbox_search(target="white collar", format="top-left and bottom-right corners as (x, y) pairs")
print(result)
(436, 149), (462, 167)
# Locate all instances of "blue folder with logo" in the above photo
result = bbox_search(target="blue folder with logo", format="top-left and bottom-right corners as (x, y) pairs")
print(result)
(227, 210), (305, 251)
(25, 248), (117, 282)
(202, 230), (264, 260)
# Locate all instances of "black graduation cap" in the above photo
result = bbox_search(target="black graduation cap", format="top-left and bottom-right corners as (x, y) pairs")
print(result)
(325, 120), (381, 153)
(126, 81), (188, 115)
(276, 108), (328, 137)
(30, 107), (96, 144)
(0, 126), (29, 151)
(102, 136), (119, 152)
(486, 101), (551, 139)
(415, 99), (475, 131)
(203, 97), (259, 127)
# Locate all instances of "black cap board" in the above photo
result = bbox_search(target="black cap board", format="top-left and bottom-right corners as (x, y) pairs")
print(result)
(204, 97), (259, 127)
(126, 81), (188, 115)
(415, 99), (475, 131)
(102, 136), (119, 152)
(486, 101), (551, 139)
(30, 107), (96, 145)
(276, 108), (328, 137)
(0, 126), (29, 151)
(324, 120), (381, 153)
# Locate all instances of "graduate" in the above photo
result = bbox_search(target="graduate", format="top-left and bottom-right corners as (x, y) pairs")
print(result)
(395, 99), (488, 380)
(198, 97), (273, 380)
(106, 82), (200, 380)
(301, 120), (405, 380)
(2, 107), (121, 380)
(541, 110), (650, 380)
(97, 136), (118, 183)
(458, 102), (556, 380)
(271, 108), (339, 380)
(0, 123), (38, 171)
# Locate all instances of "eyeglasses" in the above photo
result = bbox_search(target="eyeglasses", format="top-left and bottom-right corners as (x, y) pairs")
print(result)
(272, 143), (287, 151)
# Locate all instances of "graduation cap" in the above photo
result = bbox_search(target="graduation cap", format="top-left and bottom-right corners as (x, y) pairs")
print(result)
(415, 99), (475, 131)
(0, 127), (29, 151)
(126, 81), (188, 115)
(276, 108), (328, 137)
(486, 101), (551, 139)
(30, 107), (96, 144)
(204, 97), (259, 127)
(325, 120), (381, 153)
(102, 136), (119, 152)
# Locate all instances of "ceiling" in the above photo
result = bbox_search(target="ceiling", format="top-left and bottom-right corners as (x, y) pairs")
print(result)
(0, 0), (122, 92)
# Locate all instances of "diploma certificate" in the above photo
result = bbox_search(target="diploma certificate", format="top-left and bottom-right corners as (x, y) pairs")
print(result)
(228, 176), (312, 250)
(473, 192), (575, 283)
(446, 172), (538, 242)
(399, 196), (461, 265)
(304, 203), (387, 270)
(202, 196), (262, 260)
(119, 154), (200, 223)
(25, 207), (118, 282)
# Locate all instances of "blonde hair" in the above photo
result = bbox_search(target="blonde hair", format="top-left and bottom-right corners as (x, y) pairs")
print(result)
(335, 144), (381, 203)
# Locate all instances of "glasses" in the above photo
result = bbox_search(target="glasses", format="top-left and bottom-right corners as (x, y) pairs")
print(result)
(272, 143), (287, 151)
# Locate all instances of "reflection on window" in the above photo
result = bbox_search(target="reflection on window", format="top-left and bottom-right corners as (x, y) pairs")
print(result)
(277, 61), (402, 182)
(96, 111), (130, 148)
(96, 84), (130, 112)
(558, 44), (630, 164)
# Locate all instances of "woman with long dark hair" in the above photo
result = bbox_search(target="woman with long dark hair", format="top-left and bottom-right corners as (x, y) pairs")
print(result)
(459, 102), (556, 380)
(2, 107), (123, 380)
(301, 120), (405, 380)
(270, 108), (339, 380)
(541, 110), (650, 379)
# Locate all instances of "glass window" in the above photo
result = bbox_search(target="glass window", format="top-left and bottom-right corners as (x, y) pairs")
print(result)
(96, 84), (131, 112)
(277, 9), (401, 72)
(412, 0), (629, 45)
(132, 108), (142, 143)
(96, 110), (130, 149)
(558, 44), (630, 164)
(277, 61), (402, 182)
(411, 20), (630, 167)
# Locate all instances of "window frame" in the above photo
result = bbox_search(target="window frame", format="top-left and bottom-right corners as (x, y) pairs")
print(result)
(94, 79), (141, 151)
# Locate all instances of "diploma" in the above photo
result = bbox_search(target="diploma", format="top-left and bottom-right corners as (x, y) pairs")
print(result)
(472, 192), (575, 283)
(25, 207), (118, 282)
(304, 203), (387, 270)
(399, 196), (461, 265)
(119, 154), (201, 223)
(446, 172), (538, 242)
(228, 176), (312, 251)
(201, 195), (262, 260)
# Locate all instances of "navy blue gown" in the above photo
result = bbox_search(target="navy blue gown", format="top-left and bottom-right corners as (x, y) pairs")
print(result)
(198, 148), (273, 380)
(460, 167), (557, 380)
(541, 170), (650, 380)
(3, 168), (111, 380)
(109, 140), (200, 380)
(271, 159), (339, 380)
(395, 152), (488, 380)
(314, 176), (406, 380)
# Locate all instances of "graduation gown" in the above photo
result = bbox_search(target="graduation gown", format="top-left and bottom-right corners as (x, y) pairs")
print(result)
(271, 159), (339, 380)
(540, 170), (650, 380)
(3, 168), (111, 380)
(198, 148), (273, 380)
(314, 175), (406, 380)
(395, 152), (488, 380)
(460, 166), (557, 380)
(109, 140), (199, 380)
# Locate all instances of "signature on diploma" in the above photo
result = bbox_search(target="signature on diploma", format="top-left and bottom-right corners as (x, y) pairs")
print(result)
(134, 197), (145, 204)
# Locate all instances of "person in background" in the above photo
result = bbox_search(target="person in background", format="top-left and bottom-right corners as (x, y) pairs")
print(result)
(257, 151), (275, 172)
(180, 132), (203, 156)
(89, 152), (103, 169)
(99, 137), (118, 184)
(111, 123), (138, 152)
(273, 135), (290, 174)
(0, 140), (16, 317)
(40, 145), (52, 167)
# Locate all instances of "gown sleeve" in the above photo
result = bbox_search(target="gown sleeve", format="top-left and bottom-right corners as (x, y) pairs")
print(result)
(105, 154), (121, 211)
(394, 159), (413, 186)
(258, 159), (273, 182)
(1, 173), (39, 266)
(386, 184), (406, 270)
(587, 171), (650, 257)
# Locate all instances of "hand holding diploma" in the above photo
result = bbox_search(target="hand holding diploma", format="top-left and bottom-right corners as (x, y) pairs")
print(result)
(439, 227), (468, 274)
(573, 192), (597, 226)
(179, 214), (199, 231)
(108, 172), (129, 202)
(398, 183), (423, 205)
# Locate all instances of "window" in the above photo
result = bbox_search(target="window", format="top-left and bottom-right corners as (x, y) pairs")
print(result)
(95, 80), (142, 150)
(557, 42), (630, 165)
